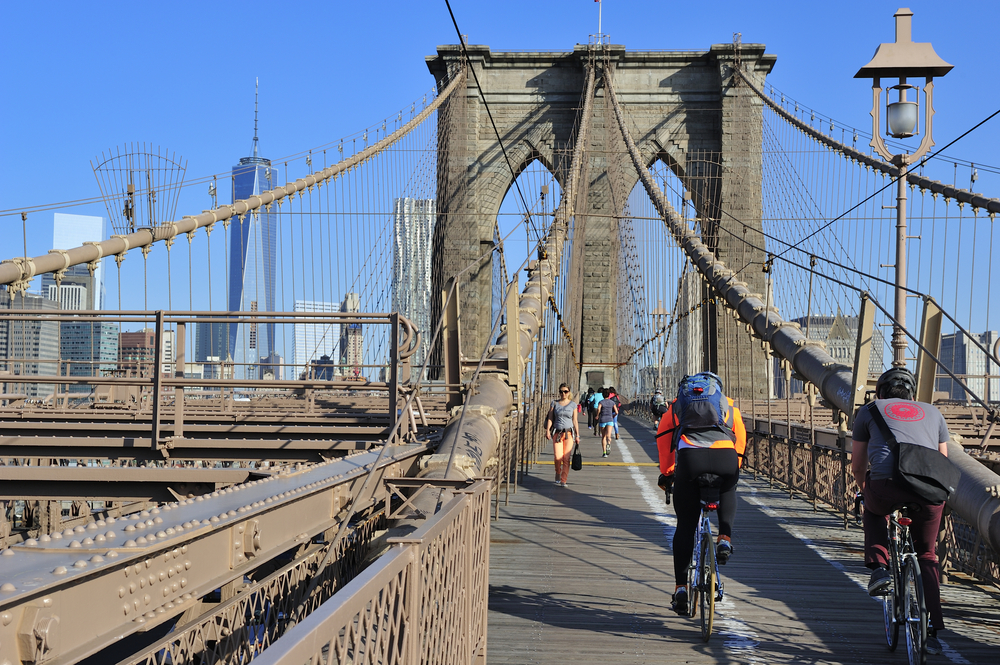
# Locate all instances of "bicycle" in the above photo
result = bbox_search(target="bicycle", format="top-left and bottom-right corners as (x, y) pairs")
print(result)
(855, 494), (928, 665)
(687, 474), (725, 642)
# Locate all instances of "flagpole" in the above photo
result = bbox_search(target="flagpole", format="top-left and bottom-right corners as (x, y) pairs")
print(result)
(598, 0), (602, 37)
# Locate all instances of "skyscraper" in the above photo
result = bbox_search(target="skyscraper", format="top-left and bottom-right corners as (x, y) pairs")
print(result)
(340, 293), (363, 378)
(40, 213), (105, 310)
(38, 213), (116, 393)
(227, 91), (278, 380)
(937, 331), (1000, 403)
(392, 198), (435, 368)
(293, 300), (338, 376)
(0, 291), (59, 399)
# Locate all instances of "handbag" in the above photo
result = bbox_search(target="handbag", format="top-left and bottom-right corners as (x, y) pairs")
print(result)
(571, 443), (583, 471)
(867, 402), (960, 504)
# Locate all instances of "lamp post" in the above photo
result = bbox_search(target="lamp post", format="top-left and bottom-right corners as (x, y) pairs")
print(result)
(855, 7), (952, 367)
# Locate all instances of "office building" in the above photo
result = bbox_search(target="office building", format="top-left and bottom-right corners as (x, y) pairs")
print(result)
(195, 319), (229, 363)
(60, 321), (118, 393)
(391, 198), (435, 367)
(227, 127), (278, 380)
(118, 329), (175, 377)
(340, 293), (363, 378)
(293, 300), (338, 375)
(937, 331), (1000, 403)
(40, 213), (105, 310)
(0, 291), (59, 399)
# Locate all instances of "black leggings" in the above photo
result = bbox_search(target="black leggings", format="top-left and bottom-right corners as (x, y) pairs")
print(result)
(671, 447), (740, 586)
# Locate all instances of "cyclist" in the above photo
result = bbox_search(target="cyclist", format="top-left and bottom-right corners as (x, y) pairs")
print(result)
(650, 388), (668, 418)
(655, 372), (746, 615)
(851, 366), (949, 655)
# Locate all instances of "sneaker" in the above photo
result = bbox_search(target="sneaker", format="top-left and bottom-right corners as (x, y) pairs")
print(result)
(560, 480), (568, 487)
(671, 587), (688, 615)
(717, 539), (733, 565)
(926, 630), (942, 656)
(602, 452), (608, 458)
(868, 567), (891, 596)
(554, 480), (563, 486)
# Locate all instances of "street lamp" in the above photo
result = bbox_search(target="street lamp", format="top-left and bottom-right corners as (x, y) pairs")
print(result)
(855, 7), (952, 367)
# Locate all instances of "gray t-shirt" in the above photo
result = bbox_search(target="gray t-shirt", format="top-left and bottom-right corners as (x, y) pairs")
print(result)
(550, 400), (577, 431)
(852, 398), (950, 481)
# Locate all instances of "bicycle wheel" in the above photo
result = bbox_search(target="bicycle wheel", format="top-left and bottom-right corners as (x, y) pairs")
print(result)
(884, 536), (900, 651)
(902, 556), (927, 665)
(699, 532), (716, 642)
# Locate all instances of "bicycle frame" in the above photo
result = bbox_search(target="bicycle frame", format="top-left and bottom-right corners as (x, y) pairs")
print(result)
(880, 507), (928, 665)
(688, 497), (724, 641)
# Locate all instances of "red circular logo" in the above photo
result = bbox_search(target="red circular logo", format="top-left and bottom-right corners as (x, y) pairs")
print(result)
(884, 402), (925, 422)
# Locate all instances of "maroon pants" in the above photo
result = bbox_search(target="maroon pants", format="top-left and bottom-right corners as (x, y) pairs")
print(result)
(863, 475), (945, 630)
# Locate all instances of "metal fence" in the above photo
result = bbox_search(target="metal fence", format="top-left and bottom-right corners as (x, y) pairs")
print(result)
(251, 480), (491, 665)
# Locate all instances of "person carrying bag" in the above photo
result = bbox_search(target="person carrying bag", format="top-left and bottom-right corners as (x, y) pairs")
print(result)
(851, 367), (956, 655)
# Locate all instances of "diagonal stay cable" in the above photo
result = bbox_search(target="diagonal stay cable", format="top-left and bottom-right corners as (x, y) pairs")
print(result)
(443, 0), (540, 243)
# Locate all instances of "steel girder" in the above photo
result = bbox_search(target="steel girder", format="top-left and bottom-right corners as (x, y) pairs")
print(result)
(0, 444), (429, 665)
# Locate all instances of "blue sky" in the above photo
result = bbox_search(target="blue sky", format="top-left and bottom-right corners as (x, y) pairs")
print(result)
(1, 0), (997, 312)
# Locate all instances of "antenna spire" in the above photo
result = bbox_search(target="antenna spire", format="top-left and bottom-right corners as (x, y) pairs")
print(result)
(252, 77), (259, 158)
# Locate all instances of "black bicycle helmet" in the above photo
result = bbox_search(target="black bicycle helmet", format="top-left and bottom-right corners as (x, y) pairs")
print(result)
(875, 367), (916, 400)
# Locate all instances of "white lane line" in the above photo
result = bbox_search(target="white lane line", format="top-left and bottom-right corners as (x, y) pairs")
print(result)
(744, 484), (970, 665)
(615, 437), (763, 661)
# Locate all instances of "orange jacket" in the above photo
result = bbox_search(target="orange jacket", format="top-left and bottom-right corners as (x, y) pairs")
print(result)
(656, 397), (747, 476)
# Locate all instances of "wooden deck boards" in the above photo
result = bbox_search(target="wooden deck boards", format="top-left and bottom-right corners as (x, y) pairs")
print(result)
(487, 416), (1000, 664)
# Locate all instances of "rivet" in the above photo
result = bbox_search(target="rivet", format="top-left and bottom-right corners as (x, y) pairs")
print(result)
(119, 587), (126, 598)
(1, 549), (12, 557)
(171, 582), (178, 592)
(162, 588), (170, 597)
(91, 555), (105, 563)
(181, 545), (188, 554)
(0, 583), (15, 593)
(140, 511), (150, 517)
(82, 537), (94, 546)
(150, 508), (160, 515)
(69, 540), (82, 548)
(24, 539), (38, 547)
(157, 607), (167, 614)
(106, 550), (119, 558)
(146, 611), (156, 619)
(53, 566), (68, 575)
(107, 517), (117, 524)
(74, 560), (87, 568)
(50, 532), (62, 540)
(159, 571), (166, 582)
(166, 527), (177, 535)
(135, 617), (146, 624)
(143, 594), (151, 605)
(156, 531), (167, 539)
(125, 540), (138, 548)
(134, 598), (140, 611)
(136, 537), (148, 546)
(106, 531), (116, 539)
(123, 603), (130, 615)
(125, 525), (136, 533)
(184, 560), (191, 570)
(97, 520), (107, 527)
(145, 559), (153, 568)
(139, 577), (146, 589)
(165, 601), (175, 610)
(153, 517), (163, 525)
(180, 578), (188, 588)
(182, 592), (192, 599)
(129, 582), (137, 593)
(146, 535), (157, 543)
(38, 535), (49, 543)
(146, 519), (155, 527)
(195, 496), (204, 502)
(86, 523), (98, 531)
(148, 575), (155, 586)
(227, 510), (237, 517)
(74, 525), (86, 533)
(63, 528), (75, 537)
(95, 535), (106, 543)
(210, 516), (220, 523)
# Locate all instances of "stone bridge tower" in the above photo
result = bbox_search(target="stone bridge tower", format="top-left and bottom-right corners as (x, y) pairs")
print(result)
(426, 43), (776, 399)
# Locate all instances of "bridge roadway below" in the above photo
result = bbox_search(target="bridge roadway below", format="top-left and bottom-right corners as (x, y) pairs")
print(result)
(487, 416), (1000, 664)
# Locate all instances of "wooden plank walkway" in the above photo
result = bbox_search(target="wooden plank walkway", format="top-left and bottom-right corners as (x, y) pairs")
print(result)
(487, 415), (1000, 664)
